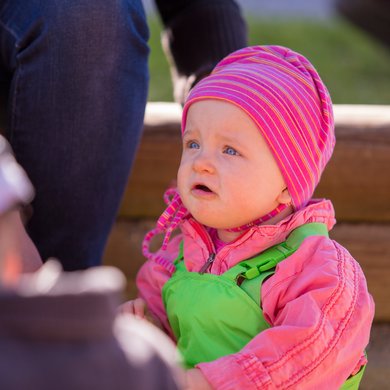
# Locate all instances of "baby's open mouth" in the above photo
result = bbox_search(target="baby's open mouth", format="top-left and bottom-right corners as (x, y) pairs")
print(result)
(194, 184), (213, 193)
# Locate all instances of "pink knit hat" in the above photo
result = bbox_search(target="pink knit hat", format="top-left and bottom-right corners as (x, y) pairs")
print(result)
(143, 45), (335, 268)
(182, 45), (335, 211)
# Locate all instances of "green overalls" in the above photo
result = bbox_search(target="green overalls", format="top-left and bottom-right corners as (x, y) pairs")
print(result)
(162, 223), (365, 389)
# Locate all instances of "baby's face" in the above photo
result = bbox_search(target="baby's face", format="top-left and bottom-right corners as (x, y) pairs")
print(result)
(178, 100), (287, 231)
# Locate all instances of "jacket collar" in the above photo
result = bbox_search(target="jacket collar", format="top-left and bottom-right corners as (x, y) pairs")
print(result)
(180, 199), (336, 274)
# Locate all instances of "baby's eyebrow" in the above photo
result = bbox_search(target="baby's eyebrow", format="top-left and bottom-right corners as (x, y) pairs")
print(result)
(218, 133), (243, 145)
(182, 128), (198, 137)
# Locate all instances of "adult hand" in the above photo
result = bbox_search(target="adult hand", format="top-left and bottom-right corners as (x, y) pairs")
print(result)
(118, 298), (147, 318)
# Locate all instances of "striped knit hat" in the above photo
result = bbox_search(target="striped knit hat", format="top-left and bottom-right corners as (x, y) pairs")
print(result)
(182, 45), (335, 211)
(142, 45), (335, 268)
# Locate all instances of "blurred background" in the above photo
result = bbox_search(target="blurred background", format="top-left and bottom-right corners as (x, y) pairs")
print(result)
(143, 0), (390, 104)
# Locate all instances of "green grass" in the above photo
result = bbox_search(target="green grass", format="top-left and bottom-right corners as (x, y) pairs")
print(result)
(147, 16), (390, 104)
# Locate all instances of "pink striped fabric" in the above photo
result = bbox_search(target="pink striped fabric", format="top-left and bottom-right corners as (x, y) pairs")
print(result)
(142, 188), (187, 271)
(182, 45), (335, 210)
(142, 45), (335, 264)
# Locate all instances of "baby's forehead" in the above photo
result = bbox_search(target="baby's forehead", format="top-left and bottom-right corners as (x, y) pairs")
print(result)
(182, 118), (266, 149)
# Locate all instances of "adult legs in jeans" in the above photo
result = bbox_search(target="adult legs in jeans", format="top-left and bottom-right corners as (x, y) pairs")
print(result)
(0, 0), (149, 270)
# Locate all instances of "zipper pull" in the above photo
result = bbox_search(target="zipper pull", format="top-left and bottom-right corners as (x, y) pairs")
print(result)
(199, 253), (216, 274)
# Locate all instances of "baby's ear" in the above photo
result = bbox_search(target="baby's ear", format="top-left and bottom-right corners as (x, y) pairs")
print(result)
(277, 188), (292, 205)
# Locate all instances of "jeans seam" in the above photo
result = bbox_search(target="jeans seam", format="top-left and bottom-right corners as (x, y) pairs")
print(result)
(0, 18), (18, 42)
(0, 18), (21, 144)
(8, 62), (20, 145)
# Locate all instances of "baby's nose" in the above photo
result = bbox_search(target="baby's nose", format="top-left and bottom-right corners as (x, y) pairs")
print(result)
(193, 152), (215, 173)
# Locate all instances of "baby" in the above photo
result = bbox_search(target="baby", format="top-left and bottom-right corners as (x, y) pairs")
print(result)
(123, 46), (374, 389)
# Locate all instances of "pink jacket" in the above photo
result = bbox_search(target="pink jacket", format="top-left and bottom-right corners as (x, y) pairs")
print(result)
(137, 199), (375, 389)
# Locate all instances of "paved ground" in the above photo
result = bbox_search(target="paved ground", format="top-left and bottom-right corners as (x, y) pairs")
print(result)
(143, 0), (337, 19)
(235, 0), (335, 19)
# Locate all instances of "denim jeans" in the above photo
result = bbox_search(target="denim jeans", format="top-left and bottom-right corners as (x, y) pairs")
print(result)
(0, 0), (150, 270)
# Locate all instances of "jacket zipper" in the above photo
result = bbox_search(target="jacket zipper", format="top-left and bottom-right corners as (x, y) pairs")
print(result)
(199, 253), (216, 274)
(188, 219), (216, 274)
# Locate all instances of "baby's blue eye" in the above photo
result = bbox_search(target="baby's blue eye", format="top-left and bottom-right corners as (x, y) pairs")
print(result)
(224, 146), (239, 156)
(188, 141), (200, 149)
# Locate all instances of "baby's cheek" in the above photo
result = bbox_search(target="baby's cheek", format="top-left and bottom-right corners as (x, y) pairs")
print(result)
(177, 175), (185, 197)
(177, 167), (185, 189)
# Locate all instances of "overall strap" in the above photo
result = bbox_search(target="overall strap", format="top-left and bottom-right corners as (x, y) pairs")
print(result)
(223, 223), (329, 306)
(173, 241), (184, 265)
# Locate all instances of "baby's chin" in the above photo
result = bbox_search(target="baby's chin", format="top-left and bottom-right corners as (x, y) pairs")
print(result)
(183, 200), (254, 229)
(193, 213), (250, 230)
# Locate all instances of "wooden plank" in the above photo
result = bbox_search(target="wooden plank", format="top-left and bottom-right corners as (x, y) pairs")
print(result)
(329, 223), (390, 322)
(119, 103), (182, 218)
(316, 105), (390, 222)
(119, 103), (390, 221)
(104, 220), (390, 322)
(103, 219), (155, 299)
